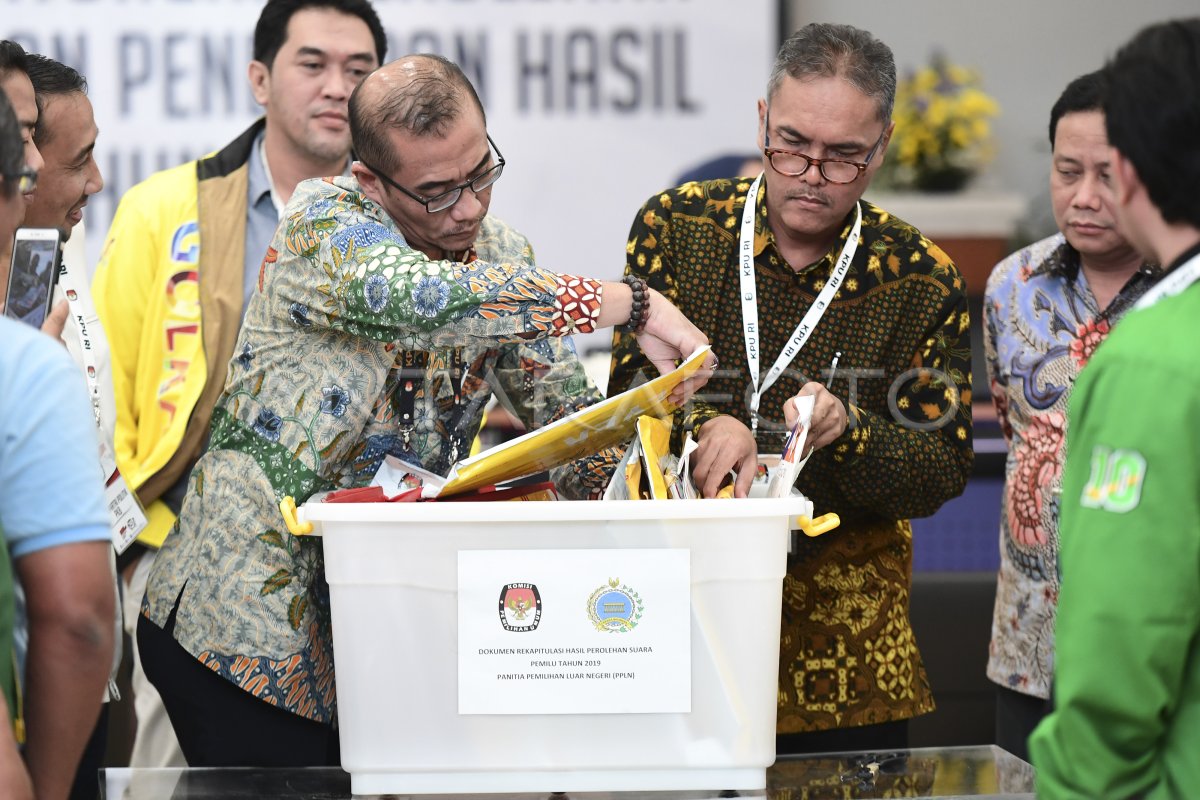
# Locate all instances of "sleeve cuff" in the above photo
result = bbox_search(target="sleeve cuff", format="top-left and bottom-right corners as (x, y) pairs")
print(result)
(552, 275), (603, 334)
(11, 524), (111, 560)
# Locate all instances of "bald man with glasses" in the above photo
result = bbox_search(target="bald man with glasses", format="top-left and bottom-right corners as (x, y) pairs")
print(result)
(136, 53), (713, 768)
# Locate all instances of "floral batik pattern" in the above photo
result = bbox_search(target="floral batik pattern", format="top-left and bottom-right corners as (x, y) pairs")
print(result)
(144, 176), (619, 724)
(984, 232), (1157, 699)
(610, 176), (974, 733)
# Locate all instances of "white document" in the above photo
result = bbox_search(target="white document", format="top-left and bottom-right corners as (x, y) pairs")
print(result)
(601, 438), (641, 501)
(674, 434), (700, 499)
(370, 454), (445, 498)
(767, 394), (816, 499)
(458, 548), (691, 714)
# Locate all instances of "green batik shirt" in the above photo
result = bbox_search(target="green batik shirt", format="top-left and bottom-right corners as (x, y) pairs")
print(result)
(610, 177), (973, 733)
(144, 176), (618, 724)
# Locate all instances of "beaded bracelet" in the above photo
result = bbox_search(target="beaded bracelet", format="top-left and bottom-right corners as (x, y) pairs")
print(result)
(619, 275), (650, 333)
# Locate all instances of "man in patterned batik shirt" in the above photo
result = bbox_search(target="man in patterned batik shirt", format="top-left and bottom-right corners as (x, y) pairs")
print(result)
(984, 70), (1158, 761)
(610, 23), (973, 753)
(137, 54), (712, 768)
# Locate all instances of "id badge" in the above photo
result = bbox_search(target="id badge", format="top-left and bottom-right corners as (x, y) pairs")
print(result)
(100, 440), (148, 554)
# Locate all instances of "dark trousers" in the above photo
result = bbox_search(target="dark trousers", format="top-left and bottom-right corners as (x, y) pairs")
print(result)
(776, 719), (909, 756)
(137, 611), (339, 768)
(995, 684), (1051, 762)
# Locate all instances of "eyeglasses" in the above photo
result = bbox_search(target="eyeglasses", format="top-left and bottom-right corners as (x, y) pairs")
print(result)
(361, 135), (505, 213)
(763, 109), (885, 185)
(3, 165), (37, 195)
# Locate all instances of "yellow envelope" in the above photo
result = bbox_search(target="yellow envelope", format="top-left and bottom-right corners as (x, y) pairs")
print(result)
(636, 415), (673, 500)
(438, 346), (711, 497)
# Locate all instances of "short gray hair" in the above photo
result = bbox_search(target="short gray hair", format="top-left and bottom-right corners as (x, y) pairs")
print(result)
(767, 23), (896, 123)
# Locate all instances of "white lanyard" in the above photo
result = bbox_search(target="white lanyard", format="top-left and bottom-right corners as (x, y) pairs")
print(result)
(739, 173), (861, 435)
(57, 258), (104, 430)
(1133, 251), (1200, 310)
(57, 256), (148, 554)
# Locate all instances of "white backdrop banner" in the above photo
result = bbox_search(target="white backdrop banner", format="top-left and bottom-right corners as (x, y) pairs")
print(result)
(5, 1), (776, 353)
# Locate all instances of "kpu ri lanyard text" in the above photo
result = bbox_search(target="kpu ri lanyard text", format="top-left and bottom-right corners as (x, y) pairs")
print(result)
(1133, 251), (1200, 311)
(739, 173), (861, 436)
(58, 255), (148, 554)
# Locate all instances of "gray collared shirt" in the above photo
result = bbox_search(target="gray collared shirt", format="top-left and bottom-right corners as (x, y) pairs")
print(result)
(243, 134), (354, 319)
(243, 131), (279, 321)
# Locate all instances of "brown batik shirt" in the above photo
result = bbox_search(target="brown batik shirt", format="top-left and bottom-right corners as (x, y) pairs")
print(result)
(610, 176), (974, 733)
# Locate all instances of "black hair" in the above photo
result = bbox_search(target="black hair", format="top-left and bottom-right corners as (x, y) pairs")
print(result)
(1104, 18), (1200, 228)
(349, 54), (486, 176)
(1048, 70), (1106, 148)
(25, 53), (88, 145)
(0, 90), (23, 199)
(0, 40), (28, 80)
(253, 0), (386, 69)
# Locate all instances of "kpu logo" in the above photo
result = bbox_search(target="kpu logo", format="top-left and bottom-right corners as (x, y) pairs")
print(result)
(498, 583), (542, 632)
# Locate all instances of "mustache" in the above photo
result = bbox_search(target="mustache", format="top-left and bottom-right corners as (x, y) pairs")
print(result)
(783, 189), (829, 205)
(448, 217), (484, 237)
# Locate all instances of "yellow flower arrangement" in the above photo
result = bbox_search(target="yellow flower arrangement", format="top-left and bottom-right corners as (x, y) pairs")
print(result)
(886, 54), (1000, 191)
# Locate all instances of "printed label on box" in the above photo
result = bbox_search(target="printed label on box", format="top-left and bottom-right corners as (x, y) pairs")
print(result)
(457, 548), (691, 715)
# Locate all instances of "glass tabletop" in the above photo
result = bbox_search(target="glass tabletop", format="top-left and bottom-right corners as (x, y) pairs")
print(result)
(100, 745), (1034, 799)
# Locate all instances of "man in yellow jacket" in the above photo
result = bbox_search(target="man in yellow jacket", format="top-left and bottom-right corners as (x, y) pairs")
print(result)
(91, 0), (386, 767)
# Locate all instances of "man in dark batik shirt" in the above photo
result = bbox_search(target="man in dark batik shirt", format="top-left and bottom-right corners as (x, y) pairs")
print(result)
(611, 23), (973, 753)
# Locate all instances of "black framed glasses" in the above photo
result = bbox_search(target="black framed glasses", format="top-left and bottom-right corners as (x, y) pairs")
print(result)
(763, 109), (885, 185)
(362, 135), (505, 213)
(3, 165), (37, 194)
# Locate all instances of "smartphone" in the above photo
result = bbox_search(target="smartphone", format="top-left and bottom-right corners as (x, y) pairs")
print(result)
(4, 227), (62, 329)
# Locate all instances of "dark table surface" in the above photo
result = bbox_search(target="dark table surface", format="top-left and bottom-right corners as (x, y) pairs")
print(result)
(101, 744), (1034, 799)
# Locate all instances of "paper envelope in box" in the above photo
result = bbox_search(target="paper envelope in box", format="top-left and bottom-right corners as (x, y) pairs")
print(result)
(636, 415), (673, 499)
(435, 345), (710, 497)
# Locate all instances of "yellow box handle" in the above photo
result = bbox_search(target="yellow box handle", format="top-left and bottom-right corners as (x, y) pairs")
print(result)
(795, 513), (840, 538)
(279, 496), (313, 536)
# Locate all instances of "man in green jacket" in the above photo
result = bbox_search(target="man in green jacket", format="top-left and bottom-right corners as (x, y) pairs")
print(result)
(1029, 17), (1200, 799)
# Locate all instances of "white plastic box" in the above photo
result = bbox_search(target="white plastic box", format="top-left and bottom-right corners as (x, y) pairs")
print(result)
(301, 497), (802, 795)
